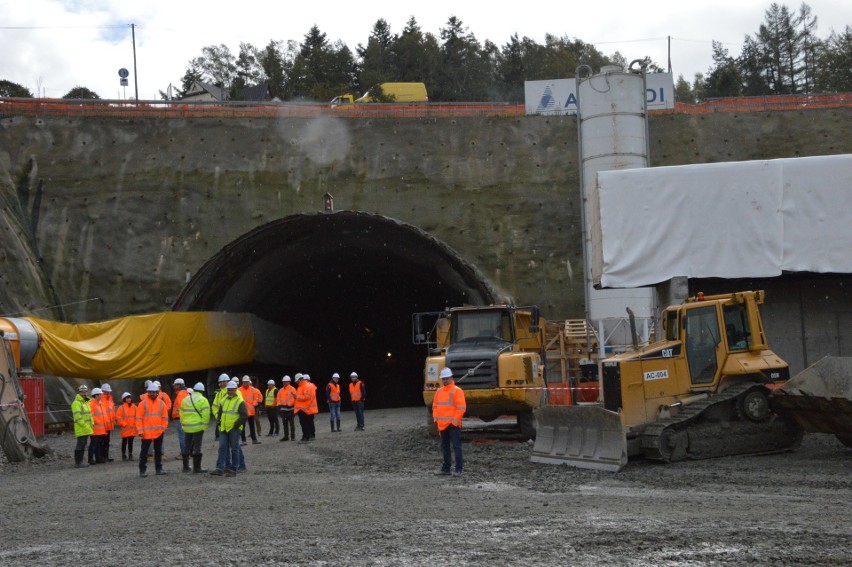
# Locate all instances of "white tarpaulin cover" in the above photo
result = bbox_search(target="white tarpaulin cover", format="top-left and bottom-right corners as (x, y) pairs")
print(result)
(593, 154), (852, 288)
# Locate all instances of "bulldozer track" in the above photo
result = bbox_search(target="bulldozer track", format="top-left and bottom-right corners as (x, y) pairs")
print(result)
(640, 382), (802, 462)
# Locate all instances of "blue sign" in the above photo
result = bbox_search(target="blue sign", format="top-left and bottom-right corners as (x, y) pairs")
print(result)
(118, 68), (130, 79)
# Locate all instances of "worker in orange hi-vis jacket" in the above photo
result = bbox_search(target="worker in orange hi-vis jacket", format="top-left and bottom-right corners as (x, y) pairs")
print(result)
(99, 383), (117, 462)
(238, 375), (262, 444)
(135, 381), (169, 478)
(171, 378), (190, 459)
(276, 375), (296, 441)
(432, 368), (466, 477)
(115, 392), (138, 461)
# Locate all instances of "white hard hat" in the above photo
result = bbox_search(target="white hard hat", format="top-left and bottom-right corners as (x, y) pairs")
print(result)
(227, 381), (238, 389)
(147, 382), (159, 392)
(91, 387), (103, 396)
(101, 383), (112, 392)
(144, 380), (152, 388)
(282, 375), (291, 382)
(174, 378), (185, 385)
(350, 372), (358, 378)
(440, 368), (454, 379)
(193, 382), (205, 392)
(267, 379), (275, 386)
(77, 385), (89, 392)
(121, 392), (131, 399)
(241, 375), (251, 383)
(294, 373), (303, 381)
(154, 381), (161, 388)
(332, 373), (340, 379)
(218, 373), (230, 382)
(303, 374), (311, 381)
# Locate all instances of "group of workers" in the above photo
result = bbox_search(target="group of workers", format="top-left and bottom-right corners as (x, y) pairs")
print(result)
(69, 370), (370, 478)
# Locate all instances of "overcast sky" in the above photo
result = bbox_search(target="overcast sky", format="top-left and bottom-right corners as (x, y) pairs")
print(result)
(1, 0), (849, 100)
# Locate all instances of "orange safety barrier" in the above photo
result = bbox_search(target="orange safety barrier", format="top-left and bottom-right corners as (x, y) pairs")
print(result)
(2, 94), (850, 119)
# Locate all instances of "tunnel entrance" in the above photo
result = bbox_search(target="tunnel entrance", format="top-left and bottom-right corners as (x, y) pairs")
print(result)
(173, 211), (503, 410)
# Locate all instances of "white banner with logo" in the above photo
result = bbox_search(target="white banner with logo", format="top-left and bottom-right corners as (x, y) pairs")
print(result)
(524, 73), (674, 115)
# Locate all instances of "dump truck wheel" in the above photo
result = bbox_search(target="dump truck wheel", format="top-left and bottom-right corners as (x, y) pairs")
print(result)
(738, 389), (771, 422)
(518, 411), (536, 440)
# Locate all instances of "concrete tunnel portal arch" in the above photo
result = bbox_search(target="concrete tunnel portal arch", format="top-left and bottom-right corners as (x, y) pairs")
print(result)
(173, 211), (504, 409)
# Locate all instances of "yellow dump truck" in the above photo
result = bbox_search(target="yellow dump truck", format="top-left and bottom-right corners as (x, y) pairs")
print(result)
(331, 82), (428, 107)
(413, 305), (598, 438)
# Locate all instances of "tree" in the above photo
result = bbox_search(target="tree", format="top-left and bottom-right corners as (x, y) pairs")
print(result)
(230, 42), (264, 99)
(815, 25), (852, 92)
(391, 17), (441, 89)
(674, 74), (696, 103)
(703, 41), (743, 98)
(435, 16), (491, 101)
(0, 79), (33, 98)
(289, 25), (356, 101)
(358, 19), (396, 92)
(258, 40), (295, 99)
(63, 86), (100, 99)
(199, 44), (237, 89)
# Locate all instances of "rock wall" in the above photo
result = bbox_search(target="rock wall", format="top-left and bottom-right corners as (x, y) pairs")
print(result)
(1, 108), (850, 322)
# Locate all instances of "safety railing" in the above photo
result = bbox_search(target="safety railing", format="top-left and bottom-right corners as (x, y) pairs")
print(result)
(2, 93), (850, 119)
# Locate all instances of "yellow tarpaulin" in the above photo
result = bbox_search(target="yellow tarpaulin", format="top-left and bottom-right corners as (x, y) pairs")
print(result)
(26, 312), (256, 379)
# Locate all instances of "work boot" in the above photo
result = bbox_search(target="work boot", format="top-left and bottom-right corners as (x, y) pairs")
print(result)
(331, 422), (336, 433)
(209, 469), (224, 476)
(121, 453), (127, 461)
(280, 436), (288, 442)
(336, 419), (341, 432)
(155, 469), (168, 476)
(182, 455), (191, 473)
(74, 450), (89, 468)
(192, 455), (208, 474)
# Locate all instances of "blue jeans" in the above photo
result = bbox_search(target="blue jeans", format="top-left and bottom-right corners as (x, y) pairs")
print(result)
(328, 402), (341, 422)
(217, 428), (242, 472)
(440, 425), (463, 473)
(353, 401), (365, 429)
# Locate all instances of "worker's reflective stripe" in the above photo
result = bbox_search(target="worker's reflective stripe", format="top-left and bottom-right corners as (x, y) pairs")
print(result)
(136, 398), (166, 437)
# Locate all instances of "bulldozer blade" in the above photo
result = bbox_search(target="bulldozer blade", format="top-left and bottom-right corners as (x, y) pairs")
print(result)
(771, 356), (852, 438)
(531, 406), (627, 472)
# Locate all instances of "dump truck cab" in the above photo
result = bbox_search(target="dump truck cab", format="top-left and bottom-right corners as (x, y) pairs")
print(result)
(413, 305), (544, 436)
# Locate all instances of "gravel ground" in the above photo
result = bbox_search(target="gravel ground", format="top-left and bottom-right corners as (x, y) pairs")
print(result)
(0, 407), (850, 566)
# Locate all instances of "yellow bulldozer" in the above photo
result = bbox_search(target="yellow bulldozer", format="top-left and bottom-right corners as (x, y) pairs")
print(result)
(532, 290), (852, 471)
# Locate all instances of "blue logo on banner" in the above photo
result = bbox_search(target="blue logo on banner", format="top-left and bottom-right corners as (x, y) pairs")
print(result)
(536, 86), (557, 113)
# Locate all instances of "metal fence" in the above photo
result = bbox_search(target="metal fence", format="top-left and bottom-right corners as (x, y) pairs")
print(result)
(2, 93), (850, 119)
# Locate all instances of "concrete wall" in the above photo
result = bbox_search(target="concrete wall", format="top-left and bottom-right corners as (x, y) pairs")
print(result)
(1, 108), (851, 332)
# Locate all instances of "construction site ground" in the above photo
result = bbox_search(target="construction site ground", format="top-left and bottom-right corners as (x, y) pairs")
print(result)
(0, 407), (849, 566)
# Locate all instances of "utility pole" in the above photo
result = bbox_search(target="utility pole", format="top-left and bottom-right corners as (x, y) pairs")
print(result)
(131, 23), (139, 100)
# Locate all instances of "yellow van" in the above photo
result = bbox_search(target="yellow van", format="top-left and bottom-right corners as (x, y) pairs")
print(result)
(330, 82), (428, 106)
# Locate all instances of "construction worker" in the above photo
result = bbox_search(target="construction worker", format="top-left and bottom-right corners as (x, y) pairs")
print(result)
(171, 377), (190, 458)
(136, 381), (169, 478)
(71, 385), (94, 468)
(276, 375), (296, 441)
(252, 377), (264, 437)
(88, 387), (107, 465)
(210, 380), (248, 477)
(264, 379), (279, 436)
(99, 383), (116, 462)
(326, 373), (342, 432)
(295, 373), (318, 443)
(349, 372), (366, 431)
(180, 382), (211, 473)
(432, 367), (467, 476)
(238, 375), (261, 444)
(211, 373), (231, 441)
(115, 392), (137, 461)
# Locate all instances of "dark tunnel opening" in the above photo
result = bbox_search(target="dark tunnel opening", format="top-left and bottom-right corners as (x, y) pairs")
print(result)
(173, 211), (503, 411)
